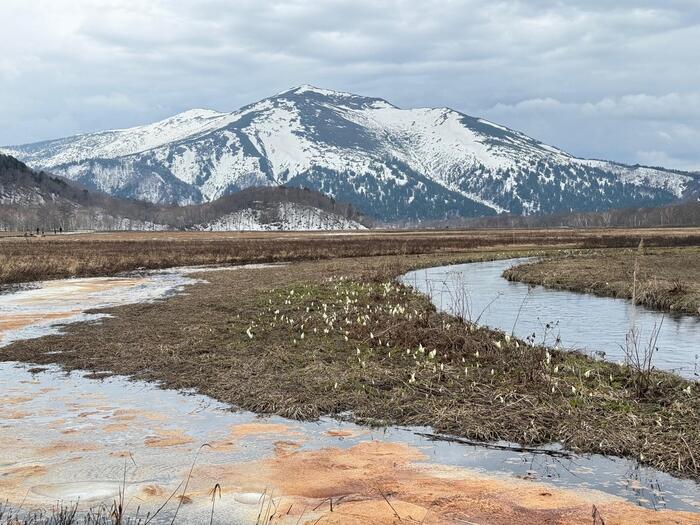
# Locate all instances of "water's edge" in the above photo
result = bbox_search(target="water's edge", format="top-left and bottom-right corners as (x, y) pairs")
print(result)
(402, 258), (700, 380)
(0, 263), (697, 518)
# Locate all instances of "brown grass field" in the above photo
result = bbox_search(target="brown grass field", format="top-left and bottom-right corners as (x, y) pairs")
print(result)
(2, 227), (699, 286)
(504, 246), (700, 316)
(1, 228), (699, 484)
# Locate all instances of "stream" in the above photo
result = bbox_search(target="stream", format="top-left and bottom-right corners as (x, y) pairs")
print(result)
(0, 263), (698, 522)
(402, 257), (700, 380)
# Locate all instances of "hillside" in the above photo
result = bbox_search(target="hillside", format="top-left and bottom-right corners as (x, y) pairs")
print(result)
(0, 154), (366, 232)
(420, 200), (700, 229)
(4, 86), (699, 222)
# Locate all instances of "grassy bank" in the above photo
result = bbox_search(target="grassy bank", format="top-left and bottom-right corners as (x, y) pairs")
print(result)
(2, 248), (698, 483)
(503, 246), (700, 316)
(2, 228), (700, 286)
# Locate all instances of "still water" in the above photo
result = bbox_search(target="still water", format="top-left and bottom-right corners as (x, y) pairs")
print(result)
(402, 258), (700, 380)
(2, 362), (699, 518)
(0, 264), (698, 521)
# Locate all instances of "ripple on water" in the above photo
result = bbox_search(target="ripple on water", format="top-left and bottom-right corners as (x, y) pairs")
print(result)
(31, 481), (124, 501)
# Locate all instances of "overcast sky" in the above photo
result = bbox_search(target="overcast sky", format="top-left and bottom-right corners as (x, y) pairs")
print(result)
(1, 0), (699, 170)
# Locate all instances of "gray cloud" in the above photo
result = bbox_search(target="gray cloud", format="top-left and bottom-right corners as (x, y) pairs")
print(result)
(1, 0), (699, 170)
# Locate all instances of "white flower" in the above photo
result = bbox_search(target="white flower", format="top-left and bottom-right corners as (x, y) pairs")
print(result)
(409, 373), (416, 384)
(493, 340), (502, 349)
(246, 327), (254, 339)
(428, 349), (437, 359)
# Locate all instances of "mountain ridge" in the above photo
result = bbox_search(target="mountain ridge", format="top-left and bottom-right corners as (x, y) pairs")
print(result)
(0, 152), (367, 232)
(4, 85), (698, 221)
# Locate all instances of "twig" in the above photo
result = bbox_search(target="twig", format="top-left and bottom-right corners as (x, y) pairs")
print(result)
(376, 485), (401, 521)
(415, 432), (574, 458)
(170, 443), (211, 525)
(680, 435), (698, 473)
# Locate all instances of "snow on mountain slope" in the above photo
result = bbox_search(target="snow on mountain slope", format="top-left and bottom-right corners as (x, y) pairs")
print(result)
(4, 85), (698, 221)
(6, 109), (235, 167)
(194, 202), (366, 231)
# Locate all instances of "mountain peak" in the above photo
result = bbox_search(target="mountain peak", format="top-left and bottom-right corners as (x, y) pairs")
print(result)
(273, 85), (396, 109)
(4, 87), (696, 221)
(277, 85), (354, 98)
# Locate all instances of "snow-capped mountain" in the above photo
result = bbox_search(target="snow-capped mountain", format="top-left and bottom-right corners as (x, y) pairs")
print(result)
(4, 85), (698, 221)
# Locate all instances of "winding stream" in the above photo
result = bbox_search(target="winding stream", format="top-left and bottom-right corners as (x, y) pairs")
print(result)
(0, 264), (698, 522)
(402, 258), (700, 380)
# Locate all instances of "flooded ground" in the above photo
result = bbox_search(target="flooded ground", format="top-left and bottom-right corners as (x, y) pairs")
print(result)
(0, 264), (276, 348)
(1, 265), (699, 523)
(2, 362), (699, 523)
(402, 258), (700, 380)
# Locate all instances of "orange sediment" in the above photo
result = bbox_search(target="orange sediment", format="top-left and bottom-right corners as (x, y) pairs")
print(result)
(189, 441), (700, 525)
(143, 429), (195, 448)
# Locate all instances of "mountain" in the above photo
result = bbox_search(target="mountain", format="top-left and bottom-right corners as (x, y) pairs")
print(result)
(0, 153), (166, 231)
(422, 200), (700, 229)
(4, 85), (699, 221)
(0, 153), (366, 232)
(163, 186), (367, 231)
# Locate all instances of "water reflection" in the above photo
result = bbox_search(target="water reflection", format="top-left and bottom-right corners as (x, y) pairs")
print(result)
(402, 258), (700, 379)
(0, 362), (698, 515)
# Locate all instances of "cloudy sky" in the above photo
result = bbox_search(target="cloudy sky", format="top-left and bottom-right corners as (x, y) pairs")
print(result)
(1, 0), (699, 170)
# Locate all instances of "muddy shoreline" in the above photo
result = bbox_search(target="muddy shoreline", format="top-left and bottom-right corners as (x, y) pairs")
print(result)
(1, 251), (698, 483)
(0, 249), (699, 523)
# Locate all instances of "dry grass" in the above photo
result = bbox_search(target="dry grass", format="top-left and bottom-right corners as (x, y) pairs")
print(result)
(1, 247), (698, 483)
(1, 228), (699, 286)
(503, 246), (700, 316)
